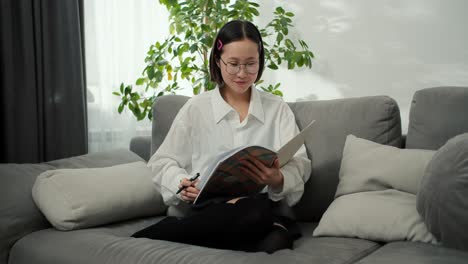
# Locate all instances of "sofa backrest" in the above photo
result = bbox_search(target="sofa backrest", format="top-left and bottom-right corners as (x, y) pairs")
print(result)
(150, 93), (402, 222)
(289, 96), (402, 221)
(406, 86), (468, 150)
(151, 95), (190, 156)
(0, 150), (143, 264)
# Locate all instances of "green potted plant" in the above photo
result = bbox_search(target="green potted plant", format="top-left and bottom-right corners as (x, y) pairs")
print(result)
(114, 0), (314, 121)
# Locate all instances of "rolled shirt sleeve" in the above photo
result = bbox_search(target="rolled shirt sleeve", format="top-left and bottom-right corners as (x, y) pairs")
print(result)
(147, 104), (193, 206)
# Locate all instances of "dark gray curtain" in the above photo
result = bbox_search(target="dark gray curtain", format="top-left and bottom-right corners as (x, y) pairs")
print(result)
(0, 0), (87, 163)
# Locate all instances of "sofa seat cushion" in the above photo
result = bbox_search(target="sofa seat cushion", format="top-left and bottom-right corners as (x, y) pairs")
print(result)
(9, 219), (380, 264)
(355, 241), (468, 264)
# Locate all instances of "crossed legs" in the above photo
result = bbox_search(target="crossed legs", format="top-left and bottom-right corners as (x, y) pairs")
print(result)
(131, 196), (294, 253)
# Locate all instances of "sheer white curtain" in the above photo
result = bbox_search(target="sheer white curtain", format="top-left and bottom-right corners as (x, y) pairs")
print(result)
(84, 0), (168, 152)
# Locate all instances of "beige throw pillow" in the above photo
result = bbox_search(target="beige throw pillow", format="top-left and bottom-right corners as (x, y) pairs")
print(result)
(32, 161), (166, 231)
(313, 135), (437, 243)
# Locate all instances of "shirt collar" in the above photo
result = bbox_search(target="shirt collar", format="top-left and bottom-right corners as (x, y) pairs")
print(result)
(211, 85), (265, 124)
(212, 87), (233, 124)
(248, 85), (265, 124)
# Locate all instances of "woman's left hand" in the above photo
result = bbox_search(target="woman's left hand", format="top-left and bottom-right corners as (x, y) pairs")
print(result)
(240, 157), (284, 191)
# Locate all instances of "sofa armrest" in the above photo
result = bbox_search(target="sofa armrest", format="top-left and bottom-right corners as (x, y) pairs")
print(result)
(130, 136), (152, 162)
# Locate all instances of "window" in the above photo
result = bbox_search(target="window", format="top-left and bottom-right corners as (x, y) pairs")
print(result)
(84, 0), (168, 152)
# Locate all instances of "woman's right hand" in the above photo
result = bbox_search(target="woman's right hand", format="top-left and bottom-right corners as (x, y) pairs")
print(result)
(178, 178), (200, 202)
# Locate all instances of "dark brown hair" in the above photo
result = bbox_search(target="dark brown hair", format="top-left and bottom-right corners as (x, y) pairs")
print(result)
(209, 20), (265, 86)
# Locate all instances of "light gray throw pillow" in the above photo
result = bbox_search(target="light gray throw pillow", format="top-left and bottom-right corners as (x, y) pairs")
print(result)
(417, 133), (468, 251)
(32, 161), (166, 230)
(313, 135), (437, 243)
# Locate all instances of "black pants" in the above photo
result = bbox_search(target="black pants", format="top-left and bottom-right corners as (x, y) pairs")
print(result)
(132, 195), (300, 253)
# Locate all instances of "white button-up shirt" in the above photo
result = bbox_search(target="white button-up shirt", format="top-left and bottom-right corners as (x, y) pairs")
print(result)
(147, 86), (311, 206)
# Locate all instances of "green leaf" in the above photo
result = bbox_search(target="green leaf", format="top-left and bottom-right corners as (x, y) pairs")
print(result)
(298, 57), (304, 67)
(137, 112), (145, 121)
(267, 64), (278, 70)
(206, 81), (216, 91)
(275, 6), (285, 14)
(157, 59), (168, 66)
(273, 90), (283, 97)
(147, 66), (155, 80)
(193, 84), (201, 95)
(118, 102), (124, 114)
(276, 33), (283, 43)
(119, 83), (124, 93)
(130, 92), (140, 101)
(124, 85), (131, 95)
(249, 7), (259, 16)
(169, 23), (175, 34)
(112, 92), (120, 96)
(285, 39), (295, 49)
(136, 78), (146, 86)
(285, 12), (294, 17)
(190, 44), (198, 53)
(155, 71), (163, 82)
(201, 24), (210, 32)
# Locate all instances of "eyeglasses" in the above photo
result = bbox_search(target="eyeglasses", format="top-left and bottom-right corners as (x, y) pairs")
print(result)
(219, 58), (260, 75)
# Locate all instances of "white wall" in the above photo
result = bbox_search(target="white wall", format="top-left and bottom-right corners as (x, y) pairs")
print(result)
(257, 0), (468, 132)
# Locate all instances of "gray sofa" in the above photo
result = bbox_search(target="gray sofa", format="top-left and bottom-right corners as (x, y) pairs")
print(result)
(2, 86), (468, 264)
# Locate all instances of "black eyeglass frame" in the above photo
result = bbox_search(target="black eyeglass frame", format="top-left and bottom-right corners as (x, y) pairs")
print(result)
(219, 57), (260, 75)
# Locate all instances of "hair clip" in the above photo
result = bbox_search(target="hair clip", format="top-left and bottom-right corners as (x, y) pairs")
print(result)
(217, 39), (223, 51)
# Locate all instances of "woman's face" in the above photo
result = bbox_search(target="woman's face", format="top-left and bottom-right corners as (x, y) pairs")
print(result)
(218, 39), (259, 95)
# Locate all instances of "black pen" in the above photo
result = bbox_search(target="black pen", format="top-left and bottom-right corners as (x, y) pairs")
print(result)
(176, 173), (200, 194)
